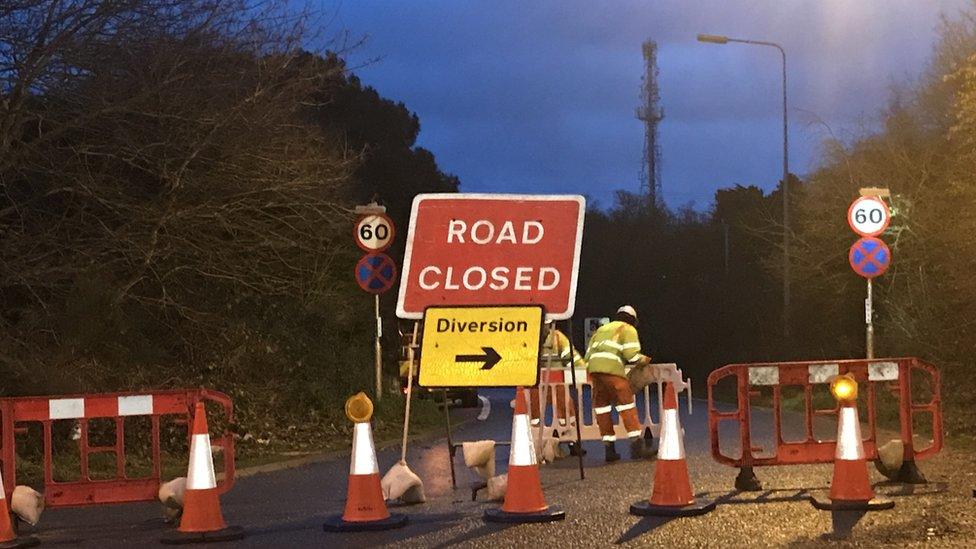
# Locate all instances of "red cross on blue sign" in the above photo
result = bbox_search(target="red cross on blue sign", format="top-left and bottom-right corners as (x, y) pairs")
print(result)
(849, 237), (891, 279)
(356, 253), (398, 294)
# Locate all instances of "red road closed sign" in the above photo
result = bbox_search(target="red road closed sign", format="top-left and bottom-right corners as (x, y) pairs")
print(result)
(396, 193), (585, 320)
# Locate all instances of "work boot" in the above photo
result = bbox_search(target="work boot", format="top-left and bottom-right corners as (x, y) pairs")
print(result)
(629, 437), (655, 460)
(604, 442), (620, 463)
(568, 442), (587, 457)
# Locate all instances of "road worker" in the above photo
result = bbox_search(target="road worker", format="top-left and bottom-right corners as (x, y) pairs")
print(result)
(585, 305), (654, 462)
(529, 320), (586, 456)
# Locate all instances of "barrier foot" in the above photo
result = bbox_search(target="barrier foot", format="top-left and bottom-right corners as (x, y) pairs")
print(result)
(323, 514), (407, 532)
(160, 525), (245, 545)
(630, 498), (716, 517)
(0, 536), (41, 549)
(809, 493), (894, 511)
(894, 460), (927, 484)
(484, 506), (565, 524)
(734, 466), (762, 492)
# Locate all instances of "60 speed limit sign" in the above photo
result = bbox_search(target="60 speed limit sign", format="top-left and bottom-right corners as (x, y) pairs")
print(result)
(354, 213), (395, 252)
(847, 196), (890, 237)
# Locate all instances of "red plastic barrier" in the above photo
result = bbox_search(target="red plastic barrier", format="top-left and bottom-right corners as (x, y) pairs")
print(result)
(707, 357), (941, 468)
(0, 388), (235, 507)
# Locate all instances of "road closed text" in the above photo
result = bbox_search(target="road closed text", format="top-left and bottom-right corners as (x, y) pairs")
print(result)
(397, 194), (585, 319)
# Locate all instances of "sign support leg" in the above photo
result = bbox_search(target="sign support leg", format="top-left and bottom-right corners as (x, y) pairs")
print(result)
(375, 294), (383, 401)
(866, 278), (874, 359)
(443, 389), (457, 489)
(565, 320), (585, 481)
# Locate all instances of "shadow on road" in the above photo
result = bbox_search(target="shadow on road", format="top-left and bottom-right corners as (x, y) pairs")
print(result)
(713, 487), (822, 505)
(615, 516), (676, 545)
(431, 521), (515, 549)
(825, 509), (868, 540)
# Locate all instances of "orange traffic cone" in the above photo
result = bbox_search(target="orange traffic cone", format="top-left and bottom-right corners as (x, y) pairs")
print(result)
(631, 382), (715, 517)
(161, 402), (245, 544)
(484, 387), (565, 523)
(324, 393), (407, 532)
(0, 470), (39, 548)
(811, 376), (893, 511)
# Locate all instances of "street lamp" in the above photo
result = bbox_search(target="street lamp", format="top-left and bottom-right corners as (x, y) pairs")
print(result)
(697, 33), (791, 337)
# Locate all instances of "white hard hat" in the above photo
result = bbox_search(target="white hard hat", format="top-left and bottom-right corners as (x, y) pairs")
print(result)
(617, 305), (637, 319)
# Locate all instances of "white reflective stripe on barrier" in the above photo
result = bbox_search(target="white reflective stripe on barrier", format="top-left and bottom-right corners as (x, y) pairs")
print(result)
(186, 433), (217, 489)
(835, 406), (865, 461)
(49, 398), (85, 420)
(350, 422), (379, 475)
(868, 361), (900, 381)
(807, 364), (839, 384)
(748, 366), (779, 386)
(117, 395), (153, 416)
(510, 414), (536, 466)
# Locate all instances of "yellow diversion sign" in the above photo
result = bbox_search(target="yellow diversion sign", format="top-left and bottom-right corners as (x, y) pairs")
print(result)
(419, 305), (544, 387)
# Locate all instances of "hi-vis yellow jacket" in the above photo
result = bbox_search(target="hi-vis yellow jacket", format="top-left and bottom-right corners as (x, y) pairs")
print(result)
(541, 329), (584, 369)
(585, 321), (645, 378)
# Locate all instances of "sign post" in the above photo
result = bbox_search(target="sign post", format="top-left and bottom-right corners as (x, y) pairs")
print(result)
(354, 202), (396, 401)
(848, 192), (892, 359)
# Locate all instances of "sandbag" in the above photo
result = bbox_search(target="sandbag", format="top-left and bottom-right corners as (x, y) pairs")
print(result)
(462, 440), (496, 479)
(486, 474), (507, 501)
(875, 439), (905, 480)
(10, 485), (44, 526)
(158, 477), (186, 522)
(381, 461), (426, 504)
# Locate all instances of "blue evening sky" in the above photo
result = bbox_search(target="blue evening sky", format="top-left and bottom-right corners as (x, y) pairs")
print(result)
(323, 0), (969, 210)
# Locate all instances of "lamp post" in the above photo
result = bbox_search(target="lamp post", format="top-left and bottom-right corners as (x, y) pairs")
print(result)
(697, 33), (791, 337)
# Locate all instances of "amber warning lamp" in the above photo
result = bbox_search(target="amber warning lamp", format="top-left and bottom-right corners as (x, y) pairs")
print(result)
(829, 374), (859, 403)
(345, 392), (374, 423)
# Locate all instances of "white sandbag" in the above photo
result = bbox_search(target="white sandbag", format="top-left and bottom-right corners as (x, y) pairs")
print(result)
(462, 440), (496, 479)
(158, 477), (186, 522)
(381, 461), (426, 504)
(10, 485), (44, 526)
(486, 474), (507, 501)
(875, 439), (905, 480)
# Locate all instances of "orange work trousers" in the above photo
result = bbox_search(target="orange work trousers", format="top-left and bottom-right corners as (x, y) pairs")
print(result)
(528, 386), (576, 425)
(590, 372), (641, 440)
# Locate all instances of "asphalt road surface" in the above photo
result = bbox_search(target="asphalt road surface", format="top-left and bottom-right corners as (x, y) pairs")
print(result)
(26, 389), (976, 547)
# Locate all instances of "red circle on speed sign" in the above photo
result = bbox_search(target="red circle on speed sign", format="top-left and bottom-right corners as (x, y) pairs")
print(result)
(354, 213), (395, 252)
(847, 196), (890, 237)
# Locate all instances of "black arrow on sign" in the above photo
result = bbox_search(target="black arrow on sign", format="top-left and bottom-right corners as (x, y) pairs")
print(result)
(455, 347), (502, 370)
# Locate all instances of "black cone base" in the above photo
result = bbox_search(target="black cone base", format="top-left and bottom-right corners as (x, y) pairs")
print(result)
(484, 506), (565, 523)
(809, 493), (894, 511)
(160, 525), (245, 544)
(630, 498), (716, 517)
(323, 513), (408, 532)
(0, 536), (41, 549)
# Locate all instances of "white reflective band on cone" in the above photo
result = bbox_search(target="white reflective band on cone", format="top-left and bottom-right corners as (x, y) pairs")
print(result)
(530, 418), (540, 426)
(658, 409), (685, 460)
(0, 471), (5, 499)
(186, 433), (217, 490)
(615, 402), (636, 412)
(602, 435), (616, 442)
(350, 421), (379, 475)
(509, 414), (537, 466)
(835, 406), (866, 461)
(627, 430), (642, 438)
(594, 405), (613, 415)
